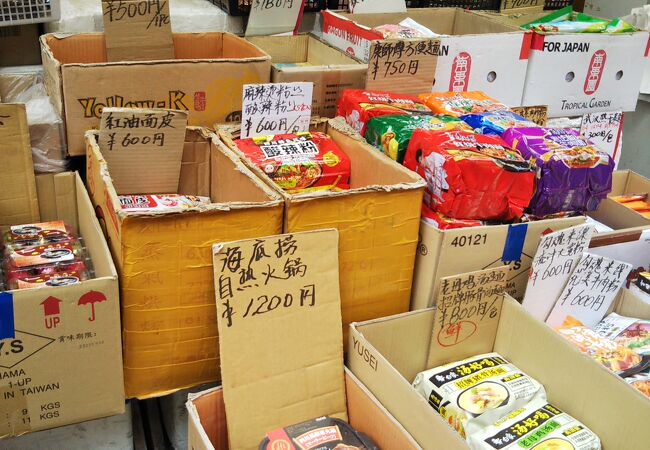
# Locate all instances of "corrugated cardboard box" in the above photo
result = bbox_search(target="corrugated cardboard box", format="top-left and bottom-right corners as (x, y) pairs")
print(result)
(0, 26), (41, 67)
(41, 32), (271, 156)
(475, 11), (649, 117)
(218, 118), (426, 342)
(0, 172), (124, 438)
(348, 296), (650, 450)
(411, 216), (586, 310)
(589, 170), (650, 230)
(85, 127), (284, 399)
(321, 8), (531, 106)
(186, 369), (421, 450)
(246, 35), (367, 118)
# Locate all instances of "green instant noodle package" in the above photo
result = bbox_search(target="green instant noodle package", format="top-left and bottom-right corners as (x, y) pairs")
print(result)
(521, 6), (636, 34)
(365, 114), (471, 163)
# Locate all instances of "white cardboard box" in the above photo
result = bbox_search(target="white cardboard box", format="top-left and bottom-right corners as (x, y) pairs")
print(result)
(320, 8), (531, 106)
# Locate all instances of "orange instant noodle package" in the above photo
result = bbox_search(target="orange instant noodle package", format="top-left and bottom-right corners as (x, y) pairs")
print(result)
(612, 193), (650, 219)
(235, 132), (351, 194)
(419, 92), (509, 118)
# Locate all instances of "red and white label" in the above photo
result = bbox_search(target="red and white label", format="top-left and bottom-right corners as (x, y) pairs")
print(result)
(321, 11), (382, 62)
(295, 426), (342, 449)
(449, 52), (472, 92)
(584, 49), (607, 95)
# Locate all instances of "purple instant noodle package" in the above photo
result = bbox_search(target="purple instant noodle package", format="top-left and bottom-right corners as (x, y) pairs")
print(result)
(502, 127), (614, 217)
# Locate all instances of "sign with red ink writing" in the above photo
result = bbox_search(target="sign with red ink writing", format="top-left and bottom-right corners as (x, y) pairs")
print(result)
(366, 38), (439, 96)
(98, 107), (188, 194)
(240, 82), (313, 139)
(101, 0), (174, 62)
(546, 253), (632, 328)
(212, 229), (347, 450)
(521, 224), (594, 322)
(511, 105), (548, 127)
(580, 111), (624, 165)
(427, 266), (508, 368)
(245, 0), (305, 36)
(349, 0), (406, 13)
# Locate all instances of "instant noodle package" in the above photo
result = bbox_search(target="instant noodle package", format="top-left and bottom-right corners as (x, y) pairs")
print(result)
(404, 130), (535, 221)
(419, 92), (509, 118)
(612, 193), (650, 219)
(337, 89), (431, 135)
(234, 132), (351, 194)
(503, 128), (614, 217)
(461, 111), (538, 136)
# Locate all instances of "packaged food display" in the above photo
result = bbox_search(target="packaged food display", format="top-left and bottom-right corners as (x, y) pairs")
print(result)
(373, 23), (428, 39)
(404, 130), (535, 221)
(4, 241), (85, 270)
(235, 132), (351, 194)
(502, 127), (614, 217)
(412, 353), (546, 438)
(365, 114), (472, 163)
(2, 220), (76, 249)
(259, 417), (379, 450)
(594, 313), (650, 356)
(521, 6), (635, 34)
(118, 194), (212, 213)
(461, 111), (539, 136)
(421, 204), (485, 230)
(418, 92), (509, 118)
(337, 89), (431, 135)
(611, 193), (650, 218)
(625, 372), (650, 398)
(5, 269), (90, 290)
(465, 398), (601, 450)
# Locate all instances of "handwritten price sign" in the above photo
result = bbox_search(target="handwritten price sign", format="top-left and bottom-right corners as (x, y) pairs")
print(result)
(512, 105), (548, 127)
(580, 111), (624, 165)
(366, 38), (439, 96)
(246, 0), (304, 36)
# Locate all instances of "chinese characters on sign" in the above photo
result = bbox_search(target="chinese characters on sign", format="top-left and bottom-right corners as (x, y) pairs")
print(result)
(240, 82), (313, 139)
(349, 0), (406, 13)
(512, 105), (548, 127)
(245, 0), (304, 36)
(580, 111), (624, 165)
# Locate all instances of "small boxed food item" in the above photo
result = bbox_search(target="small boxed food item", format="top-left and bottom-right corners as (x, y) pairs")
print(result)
(2, 220), (75, 248)
(419, 92), (509, 118)
(117, 194), (211, 213)
(404, 130), (535, 221)
(460, 111), (538, 136)
(502, 127), (614, 217)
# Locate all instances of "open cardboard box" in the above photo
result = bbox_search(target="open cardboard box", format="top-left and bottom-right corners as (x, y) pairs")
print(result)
(589, 170), (650, 231)
(0, 172), (124, 438)
(41, 32), (271, 156)
(246, 34), (367, 118)
(218, 118), (425, 343)
(85, 127), (284, 399)
(321, 8), (531, 106)
(348, 295), (650, 449)
(186, 369), (421, 450)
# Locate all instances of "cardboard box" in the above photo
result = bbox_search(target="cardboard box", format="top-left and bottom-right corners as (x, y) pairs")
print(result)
(321, 8), (531, 106)
(0, 26), (41, 67)
(0, 172), (124, 438)
(41, 32), (271, 156)
(246, 34), (367, 118)
(186, 369), (421, 450)
(589, 170), (650, 230)
(218, 118), (426, 342)
(85, 127), (284, 399)
(475, 11), (649, 117)
(348, 295), (650, 450)
(411, 216), (586, 310)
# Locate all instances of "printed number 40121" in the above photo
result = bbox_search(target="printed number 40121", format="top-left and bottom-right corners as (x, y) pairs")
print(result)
(450, 234), (487, 248)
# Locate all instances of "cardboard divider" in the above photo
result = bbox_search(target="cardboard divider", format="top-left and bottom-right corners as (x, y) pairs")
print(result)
(179, 130), (211, 198)
(589, 170), (650, 230)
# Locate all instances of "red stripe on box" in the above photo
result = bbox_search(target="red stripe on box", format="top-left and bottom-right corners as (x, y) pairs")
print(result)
(520, 31), (533, 60)
(531, 33), (545, 52)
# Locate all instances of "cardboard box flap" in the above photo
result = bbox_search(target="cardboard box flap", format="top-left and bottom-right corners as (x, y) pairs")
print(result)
(35, 172), (78, 231)
(180, 129), (211, 198)
(614, 288), (650, 318)
(248, 35), (363, 67)
(187, 387), (228, 450)
(624, 170), (650, 195)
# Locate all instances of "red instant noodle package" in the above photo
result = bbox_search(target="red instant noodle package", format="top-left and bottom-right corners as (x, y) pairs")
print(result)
(336, 89), (431, 135)
(404, 130), (535, 221)
(235, 132), (351, 194)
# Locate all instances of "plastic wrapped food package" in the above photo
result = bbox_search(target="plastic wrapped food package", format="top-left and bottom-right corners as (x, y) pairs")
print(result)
(612, 193), (650, 218)
(461, 111), (539, 136)
(373, 24), (429, 39)
(365, 114), (472, 163)
(502, 128), (614, 217)
(419, 92), (509, 118)
(625, 372), (650, 398)
(521, 6), (635, 34)
(594, 313), (650, 356)
(465, 398), (601, 450)
(235, 132), (351, 194)
(260, 417), (378, 450)
(118, 195), (212, 213)
(2, 221), (76, 249)
(337, 89), (432, 135)
(404, 130), (535, 221)
(413, 353), (546, 439)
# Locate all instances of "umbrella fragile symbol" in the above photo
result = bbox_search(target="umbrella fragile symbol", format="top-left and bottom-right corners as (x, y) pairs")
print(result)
(78, 291), (107, 322)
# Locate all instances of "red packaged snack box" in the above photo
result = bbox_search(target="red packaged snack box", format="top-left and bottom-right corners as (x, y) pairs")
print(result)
(5, 269), (90, 290)
(4, 241), (85, 270)
(2, 220), (76, 249)
(337, 89), (431, 135)
(235, 132), (351, 194)
(404, 130), (535, 221)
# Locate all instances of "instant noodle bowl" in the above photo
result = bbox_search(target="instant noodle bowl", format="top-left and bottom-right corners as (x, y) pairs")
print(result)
(404, 130), (535, 221)
(502, 127), (614, 217)
(419, 92), (509, 118)
(461, 111), (539, 136)
(336, 89), (431, 135)
(365, 115), (472, 163)
(412, 352), (546, 438)
(594, 313), (650, 356)
(465, 398), (601, 450)
(235, 132), (351, 194)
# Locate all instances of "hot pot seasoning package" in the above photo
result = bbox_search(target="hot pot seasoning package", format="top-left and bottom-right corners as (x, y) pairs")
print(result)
(594, 313), (650, 356)
(337, 89), (431, 135)
(404, 130), (535, 221)
(419, 92), (509, 118)
(259, 417), (378, 450)
(465, 398), (601, 450)
(4, 241), (85, 270)
(365, 114), (472, 163)
(461, 111), (539, 136)
(3, 220), (76, 249)
(502, 128), (614, 217)
(412, 353), (546, 438)
(118, 194), (211, 213)
(235, 132), (351, 194)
